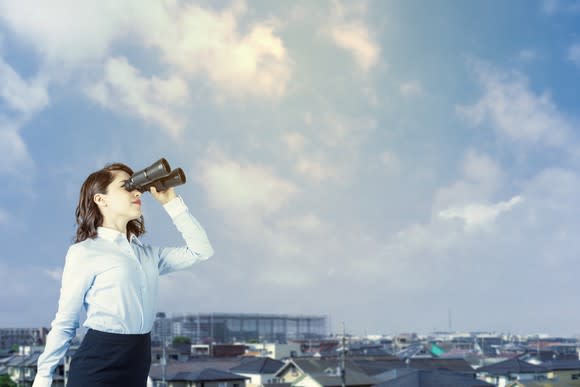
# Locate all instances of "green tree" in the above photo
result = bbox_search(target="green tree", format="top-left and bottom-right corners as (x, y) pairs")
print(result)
(172, 336), (191, 345)
(0, 374), (16, 387)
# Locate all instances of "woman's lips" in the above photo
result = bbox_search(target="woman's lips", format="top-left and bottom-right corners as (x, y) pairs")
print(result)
(132, 199), (141, 205)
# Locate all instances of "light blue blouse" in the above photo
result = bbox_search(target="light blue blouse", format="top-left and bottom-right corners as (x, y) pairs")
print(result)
(34, 196), (214, 386)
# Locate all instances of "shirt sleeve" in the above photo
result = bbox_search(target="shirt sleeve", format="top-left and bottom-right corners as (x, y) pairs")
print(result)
(33, 244), (94, 387)
(156, 196), (214, 275)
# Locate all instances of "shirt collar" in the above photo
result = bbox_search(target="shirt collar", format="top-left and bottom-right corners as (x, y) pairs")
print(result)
(97, 227), (143, 246)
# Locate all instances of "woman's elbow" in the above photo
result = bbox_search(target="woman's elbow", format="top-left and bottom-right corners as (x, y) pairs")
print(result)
(200, 244), (215, 260)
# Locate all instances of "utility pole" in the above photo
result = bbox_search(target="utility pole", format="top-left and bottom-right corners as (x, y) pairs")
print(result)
(340, 323), (347, 387)
(161, 335), (167, 387)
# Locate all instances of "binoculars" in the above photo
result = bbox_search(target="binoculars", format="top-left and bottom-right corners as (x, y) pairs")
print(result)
(124, 158), (186, 193)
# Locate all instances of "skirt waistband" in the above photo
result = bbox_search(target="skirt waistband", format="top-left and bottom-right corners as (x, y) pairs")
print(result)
(86, 328), (151, 343)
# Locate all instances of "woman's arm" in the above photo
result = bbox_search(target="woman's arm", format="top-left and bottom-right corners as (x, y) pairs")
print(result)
(33, 245), (94, 387)
(152, 192), (214, 275)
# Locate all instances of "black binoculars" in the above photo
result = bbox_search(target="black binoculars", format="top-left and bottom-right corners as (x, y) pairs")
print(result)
(124, 158), (186, 193)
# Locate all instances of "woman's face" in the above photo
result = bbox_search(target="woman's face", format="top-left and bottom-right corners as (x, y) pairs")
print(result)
(99, 170), (142, 223)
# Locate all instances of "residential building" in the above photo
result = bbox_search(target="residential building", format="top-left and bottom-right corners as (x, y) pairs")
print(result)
(0, 328), (48, 350)
(275, 358), (376, 387)
(475, 357), (553, 386)
(374, 368), (494, 387)
(244, 343), (301, 360)
(164, 368), (249, 387)
(230, 357), (284, 386)
(541, 359), (580, 386)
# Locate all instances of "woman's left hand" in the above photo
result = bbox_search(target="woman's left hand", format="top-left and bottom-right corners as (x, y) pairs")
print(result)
(150, 186), (177, 205)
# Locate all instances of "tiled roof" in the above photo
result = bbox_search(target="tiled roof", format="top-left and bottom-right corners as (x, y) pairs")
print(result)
(374, 368), (494, 387)
(230, 357), (284, 374)
(354, 358), (474, 375)
(6, 353), (41, 367)
(279, 358), (376, 387)
(476, 358), (548, 376)
(291, 358), (369, 375)
(149, 357), (243, 379)
(168, 368), (249, 382)
(541, 359), (580, 371)
(308, 369), (377, 387)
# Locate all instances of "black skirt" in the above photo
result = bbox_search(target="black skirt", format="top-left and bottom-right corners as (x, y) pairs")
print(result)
(67, 329), (151, 387)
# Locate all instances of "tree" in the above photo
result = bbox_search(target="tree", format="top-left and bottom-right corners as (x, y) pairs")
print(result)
(172, 336), (191, 345)
(0, 374), (16, 387)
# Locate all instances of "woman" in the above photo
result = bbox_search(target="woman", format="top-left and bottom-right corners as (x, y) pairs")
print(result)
(32, 162), (214, 387)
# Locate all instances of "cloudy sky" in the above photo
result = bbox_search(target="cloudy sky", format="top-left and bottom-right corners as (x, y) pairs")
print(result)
(1, 0), (580, 337)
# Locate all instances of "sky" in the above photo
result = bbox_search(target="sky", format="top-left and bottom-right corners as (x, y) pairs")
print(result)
(1, 0), (580, 337)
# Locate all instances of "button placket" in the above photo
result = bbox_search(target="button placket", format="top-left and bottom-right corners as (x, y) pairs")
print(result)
(134, 242), (148, 331)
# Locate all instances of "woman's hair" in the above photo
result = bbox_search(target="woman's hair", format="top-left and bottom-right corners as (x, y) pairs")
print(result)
(74, 162), (145, 243)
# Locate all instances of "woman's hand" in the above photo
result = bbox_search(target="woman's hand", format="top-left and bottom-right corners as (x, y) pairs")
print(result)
(150, 186), (177, 205)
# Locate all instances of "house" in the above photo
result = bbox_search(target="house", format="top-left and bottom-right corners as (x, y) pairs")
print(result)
(230, 357), (285, 386)
(353, 357), (475, 378)
(374, 368), (494, 387)
(275, 358), (376, 387)
(149, 357), (246, 386)
(165, 368), (249, 387)
(540, 359), (580, 386)
(244, 343), (301, 360)
(475, 358), (552, 387)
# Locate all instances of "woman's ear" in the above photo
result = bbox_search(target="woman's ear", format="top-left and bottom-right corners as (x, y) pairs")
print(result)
(94, 193), (107, 208)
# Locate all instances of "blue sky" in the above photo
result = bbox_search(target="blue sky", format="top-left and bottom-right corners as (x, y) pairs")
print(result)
(1, 0), (580, 336)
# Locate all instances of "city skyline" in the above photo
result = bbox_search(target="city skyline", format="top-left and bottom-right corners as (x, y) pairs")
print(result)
(1, 0), (580, 336)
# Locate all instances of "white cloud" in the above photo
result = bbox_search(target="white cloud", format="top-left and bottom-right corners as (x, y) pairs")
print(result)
(438, 196), (523, 230)
(0, 124), (34, 175)
(399, 80), (424, 97)
(434, 150), (502, 212)
(568, 43), (580, 67)
(193, 148), (347, 289)
(0, 0), (144, 69)
(462, 149), (502, 187)
(197, 148), (299, 218)
(0, 55), (47, 176)
(85, 56), (189, 137)
(323, 1), (380, 72)
(287, 112), (376, 184)
(145, 1), (292, 99)
(0, 56), (49, 116)
(457, 62), (573, 148)
(353, 151), (512, 289)
(0, 1), (291, 100)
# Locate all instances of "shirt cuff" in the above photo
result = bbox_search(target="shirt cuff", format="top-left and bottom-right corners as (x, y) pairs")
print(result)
(32, 376), (52, 387)
(163, 196), (188, 218)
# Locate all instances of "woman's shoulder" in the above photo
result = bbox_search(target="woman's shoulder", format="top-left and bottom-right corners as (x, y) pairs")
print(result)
(67, 237), (101, 256)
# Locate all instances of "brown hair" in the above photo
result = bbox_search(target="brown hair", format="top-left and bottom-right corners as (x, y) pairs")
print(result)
(74, 163), (145, 243)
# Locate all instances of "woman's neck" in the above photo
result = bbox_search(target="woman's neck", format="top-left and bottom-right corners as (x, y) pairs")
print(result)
(101, 218), (128, 235)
